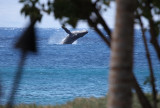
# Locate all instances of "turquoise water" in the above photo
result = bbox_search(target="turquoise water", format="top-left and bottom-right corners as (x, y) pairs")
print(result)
(0, 28), (159, 105)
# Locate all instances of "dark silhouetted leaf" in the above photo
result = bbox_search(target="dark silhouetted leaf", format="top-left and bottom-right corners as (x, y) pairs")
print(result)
(15, 21), (37, 53)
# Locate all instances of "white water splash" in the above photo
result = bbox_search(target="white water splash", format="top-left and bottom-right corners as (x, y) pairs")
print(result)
(60, 37), (66, 44)
(73, 40), (78, 44)
(48, 35), (65, 44)
(48, 36), (77, 45)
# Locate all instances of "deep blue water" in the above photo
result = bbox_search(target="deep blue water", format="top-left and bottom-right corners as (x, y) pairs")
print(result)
(0, 27), (159, 105)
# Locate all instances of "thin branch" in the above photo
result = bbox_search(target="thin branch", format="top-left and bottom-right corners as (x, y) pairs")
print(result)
(88, 18), (111, 47)
(149, 20), (160, 60)
(131, 72), (153, 108)
(6, 52), (26, 108)
(92, 2), (112, 39)
(145, 0), (160, 60)
(137, 11), (157, 108)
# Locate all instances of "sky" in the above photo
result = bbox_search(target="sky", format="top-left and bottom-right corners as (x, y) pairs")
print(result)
(0, 0), (117, 28)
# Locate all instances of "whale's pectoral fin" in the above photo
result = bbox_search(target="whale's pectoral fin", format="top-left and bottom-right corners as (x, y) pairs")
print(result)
(62, 26), (72, 35)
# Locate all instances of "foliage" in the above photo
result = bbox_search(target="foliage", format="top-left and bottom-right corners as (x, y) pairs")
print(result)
(53, 0), (110, 28)
(136, 0), (160, 37)
(0, 94), (160, 108)
(53, 0), (93, 27)
(20, 0), (42, 22)
(19, 0), (110, 27)
(19, 0), (160, 41)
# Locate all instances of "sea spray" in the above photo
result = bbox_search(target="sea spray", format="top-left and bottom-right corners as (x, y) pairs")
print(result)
(48, 36), (78, 45)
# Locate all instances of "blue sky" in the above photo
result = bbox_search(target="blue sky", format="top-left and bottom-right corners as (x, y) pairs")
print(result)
(0, 0), (116, 28)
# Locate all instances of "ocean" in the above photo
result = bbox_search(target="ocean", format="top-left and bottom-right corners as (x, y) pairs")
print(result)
(0, 27), (159, 105)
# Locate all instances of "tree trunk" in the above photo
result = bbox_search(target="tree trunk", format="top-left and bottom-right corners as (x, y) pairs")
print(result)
(107, 0), (136, 108)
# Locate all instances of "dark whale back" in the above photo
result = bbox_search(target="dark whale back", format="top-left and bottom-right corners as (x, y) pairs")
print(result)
(62, 30), (88, 44)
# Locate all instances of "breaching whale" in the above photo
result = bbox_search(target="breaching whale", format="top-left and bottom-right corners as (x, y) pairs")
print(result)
(61, 26), (88, 44)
